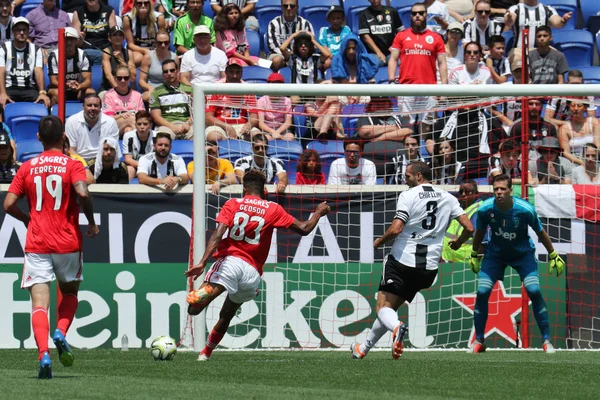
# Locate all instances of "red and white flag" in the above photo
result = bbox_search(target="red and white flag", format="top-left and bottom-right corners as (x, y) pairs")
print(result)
(535, 185), (600, 222)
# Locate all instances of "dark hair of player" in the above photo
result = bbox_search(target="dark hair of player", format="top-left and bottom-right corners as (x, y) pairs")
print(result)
(243, 169), (267, 195)
(38, 116), (64, 147)
(492, 173), (512, 188)
(408, 160), (432, 181)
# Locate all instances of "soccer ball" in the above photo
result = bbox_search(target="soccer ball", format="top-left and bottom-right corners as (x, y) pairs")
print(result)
(150, 336), (177, 361)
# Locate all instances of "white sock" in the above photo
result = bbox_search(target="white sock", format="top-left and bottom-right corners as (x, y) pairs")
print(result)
(377, 307), (400, 333)
(361, 318), (387, 354)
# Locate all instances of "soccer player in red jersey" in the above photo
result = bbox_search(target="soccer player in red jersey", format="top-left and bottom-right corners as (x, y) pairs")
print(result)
(185, 169), (330, 360)
(3, 116), (99, 379)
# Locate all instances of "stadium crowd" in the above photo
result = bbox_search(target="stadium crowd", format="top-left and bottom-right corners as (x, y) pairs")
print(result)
(1, 0), (599, 187)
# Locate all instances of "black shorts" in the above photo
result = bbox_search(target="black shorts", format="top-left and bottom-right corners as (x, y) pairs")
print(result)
(378, 254), (438, 302)
(6, 86), (39, 102)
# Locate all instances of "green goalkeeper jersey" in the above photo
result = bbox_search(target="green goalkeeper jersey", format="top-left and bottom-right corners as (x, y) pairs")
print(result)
(149, 83), (193, 123)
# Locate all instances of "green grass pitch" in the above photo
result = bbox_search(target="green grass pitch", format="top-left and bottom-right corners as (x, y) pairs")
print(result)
(1, 349), (599, 399)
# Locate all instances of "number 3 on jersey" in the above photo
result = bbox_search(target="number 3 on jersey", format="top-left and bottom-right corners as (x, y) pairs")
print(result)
(230, 212), (265, 245)
(422, 201), (438, 230)
(34, 174), (63, 211)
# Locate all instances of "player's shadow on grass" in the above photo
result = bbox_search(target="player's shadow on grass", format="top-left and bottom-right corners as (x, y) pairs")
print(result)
(29, 375), (81, 380)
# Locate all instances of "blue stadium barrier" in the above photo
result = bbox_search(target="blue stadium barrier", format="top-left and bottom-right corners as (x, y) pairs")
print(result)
(553, 29), (594, 67)
(4, 102), (48, 143)
(50, 102), (84, 119)
(343, 0), (370, 33)
(247, 29), (261, 57)
(268, 139), (303, 161)
(17, 140), (44, 162)
(544, 0), (577, 30)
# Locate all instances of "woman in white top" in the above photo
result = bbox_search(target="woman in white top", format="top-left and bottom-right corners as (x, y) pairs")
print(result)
(139, 31), (178, 102)
(559, 100), (600, 166)
(123, 0), (166, 66)
(440, 22), (465, 83)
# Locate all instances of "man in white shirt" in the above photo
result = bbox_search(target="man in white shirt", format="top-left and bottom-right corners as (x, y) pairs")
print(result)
(180, 25), (227, 86)
(65, 94), (119, 163)
(328, 140), (377, 185)
(137, 131), (189, 191)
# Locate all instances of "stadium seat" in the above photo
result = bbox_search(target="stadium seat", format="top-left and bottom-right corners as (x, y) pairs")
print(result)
(4, 102), (48, 142)
(306, 140), (344, 157)
(247, 29), (261, 57)
(91, 64), (103, 92)
(363, 140), (404, 179)
(564, 66), (600, 84)
(50, 102), (84, 119)
(394, 0), (415, 28)
(43, 65), (50, 93)
(170, 140), (194, 165)
(263, 33), (270, 56)
(243, 66), (272, 83)
(501, 30), (514, 55)
(553, 30), (594, 68)
(544, 0), (577, 30)
(129, 178), (140, 184)
(343, 0), (370, 32)
(268, 139), (303, 161)
(203, 1), (214, 18)
(17, 0), (43, 17)
(292, 105), (308, 144)
(256, 2), (281, 38)
(279, 67), (292, 83)
(284, 160), (298, 184)
(17, 140), (43, 163)
(300, 0), (341, 35)
(107, 0), (121, 15)
(341, 104), (366, 137)
(217, 139), (252, 161)
(374, 67), (389, 84)
(581, 0), (599, 31)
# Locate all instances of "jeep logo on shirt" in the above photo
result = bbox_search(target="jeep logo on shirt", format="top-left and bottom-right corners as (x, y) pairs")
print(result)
(494, 228), (516, 241)
(370, 24), (392, 34)
(10, 69), (31, 77)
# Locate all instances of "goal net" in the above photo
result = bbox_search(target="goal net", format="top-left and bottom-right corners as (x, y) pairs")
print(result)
(184, 82), (600, 351)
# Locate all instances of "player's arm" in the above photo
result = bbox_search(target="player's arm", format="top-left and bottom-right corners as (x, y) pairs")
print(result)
(373, 218), (404, 248)
(74, 180), (99, 237)
(288, 202), (330, 236)
(3, 193), (30, 226)
(185, 222), (229, 279)
(448, 214), (475, 250)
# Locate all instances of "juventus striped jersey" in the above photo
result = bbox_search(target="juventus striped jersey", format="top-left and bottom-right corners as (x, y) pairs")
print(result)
(0, 41), (43, 89)
(266, 15), (314, 55)
(462, 18), (502, 48)
(508, 3), (557, 48)
(48, 48), (91, 82)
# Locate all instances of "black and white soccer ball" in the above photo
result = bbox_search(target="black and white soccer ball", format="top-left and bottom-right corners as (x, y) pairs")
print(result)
(150, 336), (177, 361)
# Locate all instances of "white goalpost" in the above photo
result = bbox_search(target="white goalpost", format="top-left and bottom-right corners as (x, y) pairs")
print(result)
(188, 83), (600, 352)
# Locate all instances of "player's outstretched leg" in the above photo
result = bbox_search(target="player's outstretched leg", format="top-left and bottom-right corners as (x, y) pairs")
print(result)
(198, 296), (242, 361)
(38, 351), (52, 379)
(186, 282), (224, 316)
(523, 273), (553, 353)
(472, 272), (494, 352)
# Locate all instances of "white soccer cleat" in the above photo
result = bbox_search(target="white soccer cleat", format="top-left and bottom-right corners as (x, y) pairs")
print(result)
(197, 353), (210, 361)
(543, 340), (556, 354)
(351, 342), (366, 359)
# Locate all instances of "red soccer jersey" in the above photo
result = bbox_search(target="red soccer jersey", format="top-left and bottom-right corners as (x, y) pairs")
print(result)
(213, 195), (296, 274)
(8, 150), (87, 254)
(390, 29), (445, 84)
(206, 94), (257, 125)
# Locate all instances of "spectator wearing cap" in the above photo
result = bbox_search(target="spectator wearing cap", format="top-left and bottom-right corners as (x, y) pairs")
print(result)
(180, 25), (227, 86)
(205, 58), (257, 142)
(214, 3), (259, 66)
(137, 131), (189, 191)
(102, 65), (145, 136)
(234, 133), (288, 193)
(211, 0), (259, 32)
(72, 0), (117, 66)
(257, 73), (294, 141)
(88, 136), (129, 184)
(318, 6), (351, 65)
(281, 31), (330, 84)
(150, 59), (194, 140)
(529, 136), (573, 184)
(444, 22), (465, 76)
(48, 27), (94, 105)
(358, 0), (403, 67)
(187, 140), (237, 193)
(0, 17), (50, 110)
(266, 0), (314, 72)
(0, 130), (17, 183)
(462, 0), (502, 50)
(25, 0), (71, 52)
(0, 0), (14, 46)
(122, 110), (157, 180)
(101, 26), (137, 92)
(66, 93), (120, 163)
(174, 0), (216, 55)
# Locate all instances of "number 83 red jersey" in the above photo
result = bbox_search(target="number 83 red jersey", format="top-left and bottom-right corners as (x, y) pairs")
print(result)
(8, 150), (87, 254)
(213, 195), (296, 275)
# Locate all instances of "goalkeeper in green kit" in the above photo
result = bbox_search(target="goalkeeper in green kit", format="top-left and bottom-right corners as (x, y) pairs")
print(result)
(463, 175), (566, 353)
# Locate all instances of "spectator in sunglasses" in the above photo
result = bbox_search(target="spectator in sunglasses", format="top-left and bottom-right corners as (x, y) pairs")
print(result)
(102, 65), (145, 137)
(139, 30), (178, 103)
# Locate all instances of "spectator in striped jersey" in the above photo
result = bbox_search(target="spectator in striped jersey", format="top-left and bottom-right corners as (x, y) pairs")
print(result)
(0, 131), (17, 183)
(505, 0), (571, 49)
(0, 17), (50, 111)
(544, 70), (597, 129)
(483, 35), (510, 84)
(48, 27), (94, 106)
(462, 0), (502, 50)
(280, 31), (330, 84)
(210, 0), (259, 31)
(0, 0), (13, 46)
(122, 110), (157, 180)
(123, 0), (167, 66)
(266, 0), (314, 72)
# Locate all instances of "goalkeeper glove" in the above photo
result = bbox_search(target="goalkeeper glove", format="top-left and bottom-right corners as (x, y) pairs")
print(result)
(548, 250), (565, 276)
(469, 250), (481, 274)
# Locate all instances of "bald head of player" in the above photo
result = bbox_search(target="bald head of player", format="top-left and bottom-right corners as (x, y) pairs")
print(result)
(38, 115), (65, 150)
(243, 169), (268, 198)
(405, 161), (432, 188)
